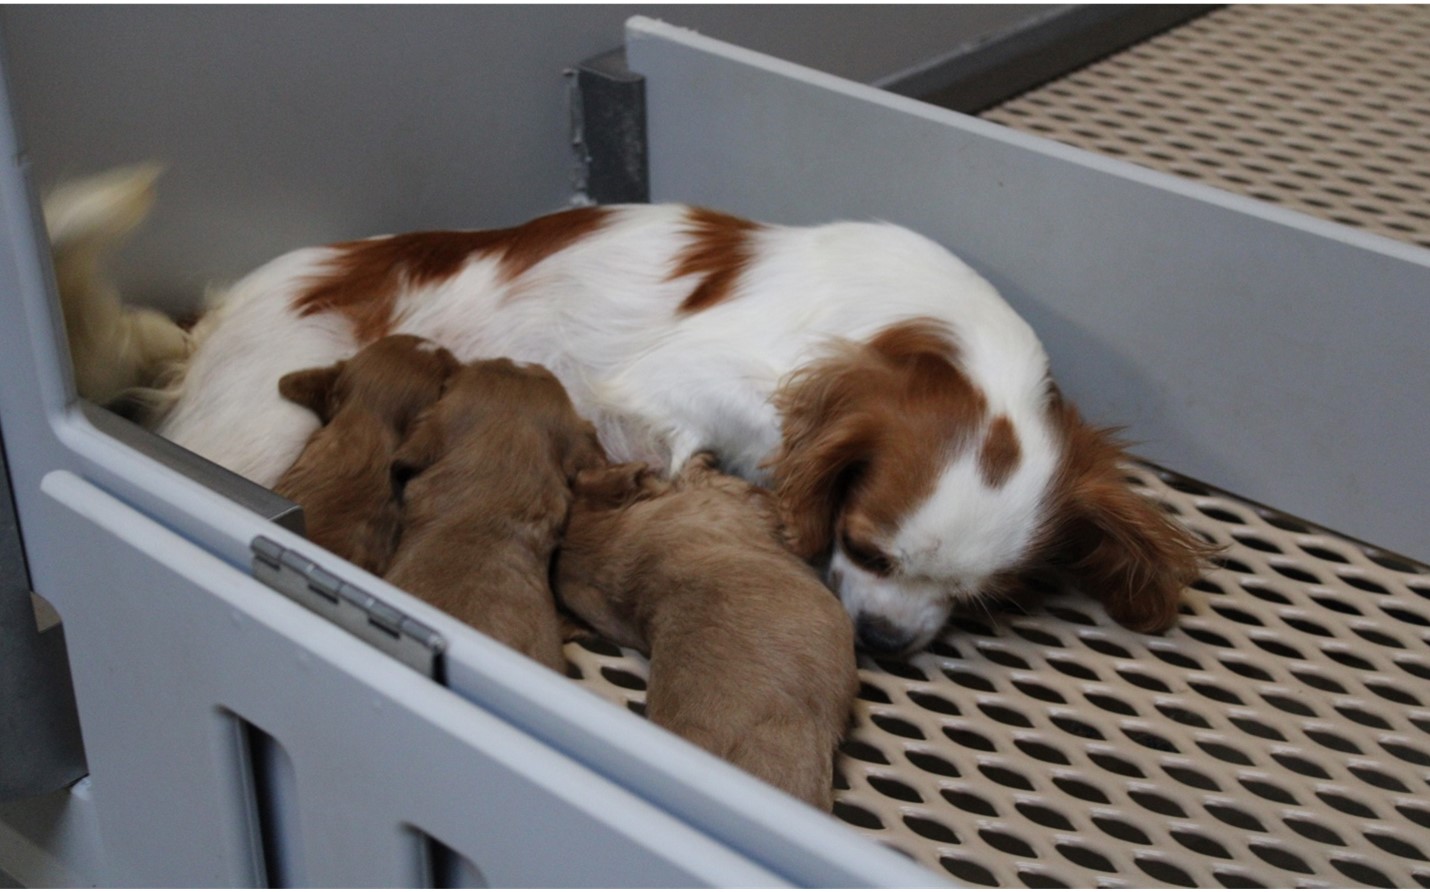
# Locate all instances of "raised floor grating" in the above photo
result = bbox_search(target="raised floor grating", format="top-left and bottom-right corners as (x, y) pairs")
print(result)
(564, 463), (1430, 888)
(980, 4), (1430, 250)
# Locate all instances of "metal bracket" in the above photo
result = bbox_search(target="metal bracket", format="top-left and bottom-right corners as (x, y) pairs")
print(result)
(250, 536), (445, 680)
(567, 48), (649, 205)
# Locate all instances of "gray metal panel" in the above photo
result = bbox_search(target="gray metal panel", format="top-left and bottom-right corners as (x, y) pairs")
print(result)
(0, 421), (85, 801)
(37, 471), (784, 887)
(624, 17), (1430, 562)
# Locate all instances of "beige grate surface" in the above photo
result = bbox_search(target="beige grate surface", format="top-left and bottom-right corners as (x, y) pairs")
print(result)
(564, 463), (1430, 888)
(981, 4), (1430, 250)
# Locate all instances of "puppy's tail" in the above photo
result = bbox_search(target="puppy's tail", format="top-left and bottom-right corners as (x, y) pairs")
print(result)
(44, 163), (192, 409)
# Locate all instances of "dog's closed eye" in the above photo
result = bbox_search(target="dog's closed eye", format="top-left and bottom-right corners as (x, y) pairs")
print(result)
(841, 530), (895, 577)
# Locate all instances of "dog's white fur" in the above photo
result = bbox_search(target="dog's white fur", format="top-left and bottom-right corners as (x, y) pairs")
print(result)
(52, 170), (1206, 654)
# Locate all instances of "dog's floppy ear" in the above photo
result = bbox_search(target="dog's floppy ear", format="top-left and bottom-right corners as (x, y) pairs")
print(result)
(768, 363), (877, 560)
(1049, 407), (1215, 633)
(278, 363), (343, 423)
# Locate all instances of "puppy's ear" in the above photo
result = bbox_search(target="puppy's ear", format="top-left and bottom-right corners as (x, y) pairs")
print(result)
(432, 346), (461, 379)
(561, 424), (608, 482)
(769, 364), (877, 560)
(278, 363), (343, 423)
(1049, 408), (1215, 633)
(573, 462), (661, 510)
(391, 413), (444, 488)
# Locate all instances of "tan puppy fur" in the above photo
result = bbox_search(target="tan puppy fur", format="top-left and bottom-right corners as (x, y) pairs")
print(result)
(556, 453), (858, 810)
(385, 359), (605, 672)
(275, 335), (458, 575)
(44, 164), (192, 408)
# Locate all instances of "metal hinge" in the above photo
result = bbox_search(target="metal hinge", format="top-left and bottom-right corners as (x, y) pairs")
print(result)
(250, 536), (445, 680)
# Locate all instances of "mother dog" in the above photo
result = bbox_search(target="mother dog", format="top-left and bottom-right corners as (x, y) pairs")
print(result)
(51, 167), (1207, 655)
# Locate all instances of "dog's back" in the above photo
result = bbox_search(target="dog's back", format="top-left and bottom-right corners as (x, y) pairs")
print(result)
(274, 335), (457, 575)
(386, 359), (604, 671)
(558, 454), (858, 809)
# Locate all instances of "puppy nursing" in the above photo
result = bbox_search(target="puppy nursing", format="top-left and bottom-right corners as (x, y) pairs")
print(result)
(383, 358), (606, 673)
(274, 334), (458, 575)
(557, 454), (858, 810)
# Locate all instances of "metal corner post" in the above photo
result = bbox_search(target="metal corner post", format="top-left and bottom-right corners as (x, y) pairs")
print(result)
(569, 48), (649, 205)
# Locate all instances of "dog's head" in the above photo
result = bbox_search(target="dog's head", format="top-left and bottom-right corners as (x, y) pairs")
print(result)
(771, 319), (1211, 655)
(278, 334), (459, 433)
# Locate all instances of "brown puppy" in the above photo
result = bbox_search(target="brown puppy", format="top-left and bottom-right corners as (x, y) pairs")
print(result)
(275, 334), (458, 574)
(555, 453), (858, 810)
(385, 358), (605, 672)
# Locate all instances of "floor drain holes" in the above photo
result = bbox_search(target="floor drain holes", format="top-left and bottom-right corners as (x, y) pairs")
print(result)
(943, 726), (996, 752)
(940, 856), (997, 886)
(1366, 832), (1430, 861)
(1129, 789), (1188, 817)
(1249, 843), (1314, 874)
(867, 774), (922, 803)
(902, 815), (958, 843)
(943, 668), (995, 692)
(1136, 856), (1198, 887)
(1156, 704), (1212, 728)
(1190, 681), (1244, 705)
(1164, 765), (1220, 791)
(1171, 830), (1232, 858)
(1053, 776), (1110, 804)
(1016, 802), (1076, 831)
(1012, 680), (1066, 703)
(1206, 802), (1267, 832)
(1056, 843), (1115, 872)
(979, 828), (1038, 858)
(1087, 694), (1137, 716)
(831, 801), (884, 830)
(1088, 752), (1144, 778)
(941, 787), (1000, 816)
(1018, 868), (1071, 888)
(980, 764), (1036, 791)
(1050, 715), (1105, 740)
(1331, 858), (1396, 888)
(904, 748), (960, 778)
(1269, 752), (1330, 779)
(1240, 777), (1299, 805)
(869, 714), (925, 740)
(1093, 816), (1151, 844)
(1197, 740), (1255, 765)
(1317, 790), (1379, 818)
(905, 690), (959, 716)
(979, 703), (1034, 728)
(1014, 739), (1071, 765)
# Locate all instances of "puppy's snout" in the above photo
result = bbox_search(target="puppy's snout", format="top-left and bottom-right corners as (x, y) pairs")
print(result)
(854, 613), (918, 656)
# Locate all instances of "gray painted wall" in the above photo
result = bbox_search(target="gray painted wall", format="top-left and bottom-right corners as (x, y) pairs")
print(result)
(1, 5), (1046, 312)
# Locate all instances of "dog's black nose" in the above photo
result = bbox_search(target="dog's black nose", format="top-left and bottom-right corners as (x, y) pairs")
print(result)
(855, 613), (917, 655)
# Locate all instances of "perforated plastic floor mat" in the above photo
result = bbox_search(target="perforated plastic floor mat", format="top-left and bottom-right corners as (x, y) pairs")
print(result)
(981, 4), (1430, 251)
(564, 463), (1430, 888)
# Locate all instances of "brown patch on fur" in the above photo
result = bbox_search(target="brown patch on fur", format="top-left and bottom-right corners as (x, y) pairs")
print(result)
(555, 453), (857, 810)
(769, 318), (988, 560)
(979, 414), (1022, 488)
(1041, 400), (1217, 634)
(670, 207), (763, 313)
(293, 207), (611, 341)
(384, 358), (606, 672)
(274, 335), (459, 575)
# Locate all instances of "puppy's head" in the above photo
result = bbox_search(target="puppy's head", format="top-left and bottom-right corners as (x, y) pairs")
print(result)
(771, 319), (1212, 655)
(279, 334), (459, 431)
(391, 358), (606, 486)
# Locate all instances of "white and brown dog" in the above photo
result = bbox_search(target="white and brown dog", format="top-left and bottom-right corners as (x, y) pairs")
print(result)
(53, 168), (1209, 655)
